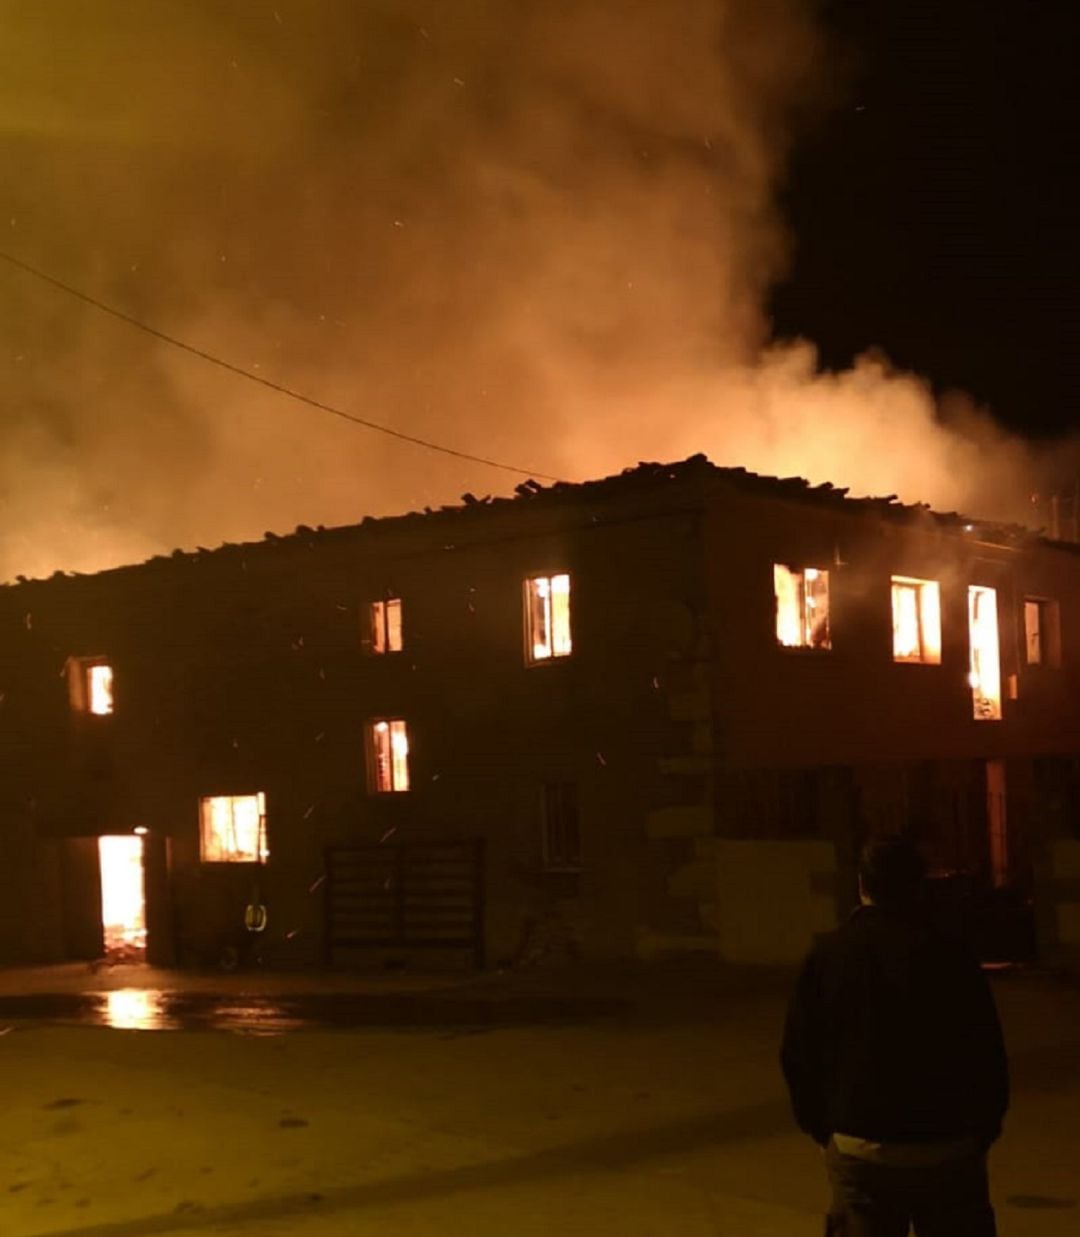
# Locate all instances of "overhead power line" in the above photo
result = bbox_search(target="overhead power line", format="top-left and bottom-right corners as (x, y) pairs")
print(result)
(0, 247), (563, 483)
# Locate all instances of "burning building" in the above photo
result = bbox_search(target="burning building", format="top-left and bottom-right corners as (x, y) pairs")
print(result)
(2, 455), (1080, 971)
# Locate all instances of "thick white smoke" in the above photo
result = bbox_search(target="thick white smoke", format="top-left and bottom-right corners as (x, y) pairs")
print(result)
(0, 2), (1062, 581)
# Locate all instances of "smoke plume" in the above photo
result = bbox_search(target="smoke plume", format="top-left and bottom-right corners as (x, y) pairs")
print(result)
(0, 2), (1061, 580)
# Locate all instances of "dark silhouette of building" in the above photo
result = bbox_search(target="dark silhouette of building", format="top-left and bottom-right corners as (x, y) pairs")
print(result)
(2, 456), (1079, 971)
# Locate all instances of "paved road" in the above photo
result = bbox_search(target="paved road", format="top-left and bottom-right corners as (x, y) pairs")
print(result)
(0, 969), (1076, 1235)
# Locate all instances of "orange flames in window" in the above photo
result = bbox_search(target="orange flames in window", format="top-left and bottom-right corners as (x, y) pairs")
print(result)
(969, 585), (1001, 720)
(891, 577), (941, 664)
(371, 719), (410, 792)
(526, 573), (572, 662)
(88, 663), (114, 715)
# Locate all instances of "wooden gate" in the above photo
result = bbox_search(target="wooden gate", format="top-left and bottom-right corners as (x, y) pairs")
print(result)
(324, 839), (485, 968)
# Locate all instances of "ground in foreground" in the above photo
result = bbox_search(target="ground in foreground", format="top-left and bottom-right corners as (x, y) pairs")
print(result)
(0, 970), (1078, 1236)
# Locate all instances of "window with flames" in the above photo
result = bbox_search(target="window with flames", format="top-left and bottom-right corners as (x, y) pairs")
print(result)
(891, 577), (942, 664)
(67, 656), (115, 715)
(773, 564), (831, 650)
(969, 585), (1002, 720)
(368, 719), (411, 793)
(200, 793), (268, 864)
(525, 573), (572, 663)
(369, 598), (403, 654)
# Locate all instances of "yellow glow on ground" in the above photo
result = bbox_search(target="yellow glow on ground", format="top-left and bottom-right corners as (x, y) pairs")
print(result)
(103, 988), (161, 1030)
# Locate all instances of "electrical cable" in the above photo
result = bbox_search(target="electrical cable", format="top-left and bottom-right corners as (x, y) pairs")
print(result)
(0, 248), (563, 482)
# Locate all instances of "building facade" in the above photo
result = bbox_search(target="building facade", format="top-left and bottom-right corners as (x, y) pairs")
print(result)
(2, 456), (1080, 970)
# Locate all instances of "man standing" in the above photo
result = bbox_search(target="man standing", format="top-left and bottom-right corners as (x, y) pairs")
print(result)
(781, 834), (1008, 1236)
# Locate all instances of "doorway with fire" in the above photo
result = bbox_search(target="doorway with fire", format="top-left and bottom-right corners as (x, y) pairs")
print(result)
(98, 834), (147, 963)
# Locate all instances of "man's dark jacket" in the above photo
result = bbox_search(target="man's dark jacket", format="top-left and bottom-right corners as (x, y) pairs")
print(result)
(781, 904), (1008, 1147)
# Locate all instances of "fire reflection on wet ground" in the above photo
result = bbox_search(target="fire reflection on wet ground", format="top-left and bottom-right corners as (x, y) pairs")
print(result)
(103, 988), (171, 1031)
(0, 989), (624, 1034)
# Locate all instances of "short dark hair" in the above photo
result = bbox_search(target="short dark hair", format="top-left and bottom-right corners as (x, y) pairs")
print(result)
(858, 834), (926, 907)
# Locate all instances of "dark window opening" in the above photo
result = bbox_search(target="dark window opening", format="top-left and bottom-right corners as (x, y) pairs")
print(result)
(1024, 597), (1060, 668)
(542, 782), (581, 870)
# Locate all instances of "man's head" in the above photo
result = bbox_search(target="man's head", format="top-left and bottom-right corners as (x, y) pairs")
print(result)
(857, 834), (927, 909)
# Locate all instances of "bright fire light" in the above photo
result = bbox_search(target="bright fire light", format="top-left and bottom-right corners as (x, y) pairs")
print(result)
(102, 989), (168, 1031)
(98, 835), (146, 952)
(526, 573), (572, 662)
(969, 585), (1002, 720)
(371, 719), (410, 792)
(773, 564), (830, 649)
(88, 663), (114, 715)
(891, 577), (941, 664)
(371, 597), (403, 653)
(200, 792), (268, 863)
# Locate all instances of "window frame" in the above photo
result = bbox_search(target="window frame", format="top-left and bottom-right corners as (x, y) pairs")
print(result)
(890, 576), (942, 665)
(199, 792), (268, 865)
(366, 718), (411, 794)
(772, 563), (832, 651)
(67, 655), (116, 716)
(541, 781), (582, 872)
(368, 596), (404, 654)
(523, 572), (573, 666)
(1023, 596), (1061, 668)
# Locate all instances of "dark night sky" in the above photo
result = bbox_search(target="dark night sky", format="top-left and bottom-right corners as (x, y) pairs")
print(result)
(772, 2), (1080, 439)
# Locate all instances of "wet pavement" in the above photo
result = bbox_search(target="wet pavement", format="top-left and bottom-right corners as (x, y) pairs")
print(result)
(1, 972), (1079, 1234)
(0, 959), (1055, 1036)
(2, 974), (1078, 1236)
(0, 987), (629, 1033)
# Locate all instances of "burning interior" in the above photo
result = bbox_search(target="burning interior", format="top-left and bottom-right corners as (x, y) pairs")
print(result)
(67, 657), (115, 715)
(370, 597), (403, 654)
(891, 576), (942, 664)
(774, 564), (831, 649)
(369, 719), (410, 793)
(98, 835), (146, 957)
(200, 793), (268, 863)
(526, 574), (572, 662)
(969, 585), (1002, 720)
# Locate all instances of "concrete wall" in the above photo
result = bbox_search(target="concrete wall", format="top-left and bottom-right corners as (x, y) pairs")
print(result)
(638, 838), (838, 964)
(707, 839), (838, 964)
(0, 822), (65, 965)
(1036, 839), (1080, 969)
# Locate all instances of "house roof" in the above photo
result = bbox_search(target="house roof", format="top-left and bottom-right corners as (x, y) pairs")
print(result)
(3, 454), (1063, 591)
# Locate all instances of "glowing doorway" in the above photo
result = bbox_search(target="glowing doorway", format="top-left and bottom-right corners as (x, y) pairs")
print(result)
(99, 836), (147, 959)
